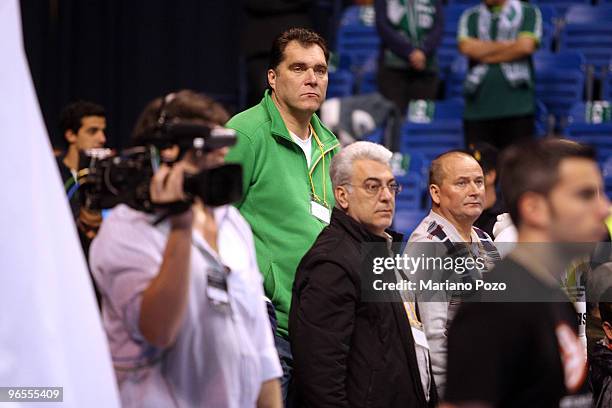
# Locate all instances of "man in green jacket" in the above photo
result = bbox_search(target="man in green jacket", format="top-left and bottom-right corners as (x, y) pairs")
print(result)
(225, 27), (339, 403)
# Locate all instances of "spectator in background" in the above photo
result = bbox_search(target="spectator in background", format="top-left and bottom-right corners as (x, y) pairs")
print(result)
(226, 28), (340, 406)
(90, 90), (282, 407)
(403, 151), (500, 394)
(458, 0), (542, 151)
(592, 289), (612, 408)
(57, 101), (107, 251)
(57, 101), (107, 305)
(443, 139), (609, 408)
(467, 142), (505, 237)
(375, 0), (444, 115)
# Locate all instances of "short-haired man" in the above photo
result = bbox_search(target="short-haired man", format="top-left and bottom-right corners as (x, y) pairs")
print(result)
(225, 27), (340, 399)
(458, 0), (542, 150)
(403, 151), (501, 393)
(443, 139), (610, 408)
(290, 141), (436, 408)
(57, 101), (107, 298)
(90, 90), (282, 407)
(58, 100), (107, 218)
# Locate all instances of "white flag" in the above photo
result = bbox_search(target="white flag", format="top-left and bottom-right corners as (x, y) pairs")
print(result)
(0, 0), (120, 406)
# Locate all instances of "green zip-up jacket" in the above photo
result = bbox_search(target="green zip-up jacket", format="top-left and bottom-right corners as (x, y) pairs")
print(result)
(225, 91), (340, 338)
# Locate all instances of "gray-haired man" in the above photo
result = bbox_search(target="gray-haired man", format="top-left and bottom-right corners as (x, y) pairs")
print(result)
(290, 141), (436, 408)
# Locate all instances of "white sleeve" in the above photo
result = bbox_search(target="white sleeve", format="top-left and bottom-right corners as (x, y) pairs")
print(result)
(239, 211), (282, 383)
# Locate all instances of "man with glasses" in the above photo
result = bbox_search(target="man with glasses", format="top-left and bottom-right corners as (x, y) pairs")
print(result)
(402, 151), (500, 396)
(289, 141), (437, 408)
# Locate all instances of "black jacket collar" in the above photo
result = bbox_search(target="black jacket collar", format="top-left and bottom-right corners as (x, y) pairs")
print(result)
(331, 207), (403, 244)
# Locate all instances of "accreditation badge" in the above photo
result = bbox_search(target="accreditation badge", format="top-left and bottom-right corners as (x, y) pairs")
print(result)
(206, 265), (232, 314)
(310, 199), (331, 224)
(411, 326), (430, 350)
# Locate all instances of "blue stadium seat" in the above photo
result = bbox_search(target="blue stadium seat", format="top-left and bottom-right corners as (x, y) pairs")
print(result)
(337, 6), (380, 72)
(568, 102), (588, 124)
(327, 70), (355, 98)
(602, 156), (612, 200)
(560, 24), (612, 72)
(535, 99), (550, 137)
(564, 123), (612, 163)
(560, 6), (612, 71)
(446, 56), (467, 99)
(363, 127), (384, 145)
(602, 67), (612, 101)
(444, 0), (478, 5)
(536, 4), (558, 26)
(393, 209), (427, 238)
(438, 5), (468, 73)
(358, 61), (378, 94)
(395, 172), (424, 211)
(400, 120), (465, 163)
(533, 0), (591, 18)
(565, 5), (612, 24)
(539, 22), (555, 52)
(535, 68), (585, 123)
(327, 71), (351, 95)
(433, 98), (464, 121)
(533, 51), (585, 72)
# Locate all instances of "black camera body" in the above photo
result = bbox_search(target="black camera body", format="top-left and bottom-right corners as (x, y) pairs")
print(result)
(78, 124), (242, 212)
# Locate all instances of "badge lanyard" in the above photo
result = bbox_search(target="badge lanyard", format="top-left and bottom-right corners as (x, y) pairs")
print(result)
(192, 239), (232, 315)
(307, 124), (329, 208)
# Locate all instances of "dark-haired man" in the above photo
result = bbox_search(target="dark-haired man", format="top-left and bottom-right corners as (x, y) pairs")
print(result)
(57, 101), (107, 263)
(443, 139), (610, 407)
(225, 27), (340, 401)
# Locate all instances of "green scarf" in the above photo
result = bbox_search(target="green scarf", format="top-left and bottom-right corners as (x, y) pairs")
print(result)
(464, 0), (532, 95)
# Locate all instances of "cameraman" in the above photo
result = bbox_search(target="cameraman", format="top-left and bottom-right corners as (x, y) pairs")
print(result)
(89, 90), (282, 408)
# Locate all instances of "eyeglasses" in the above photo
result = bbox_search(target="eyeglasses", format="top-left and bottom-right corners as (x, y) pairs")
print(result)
(344, 181), (402, 196)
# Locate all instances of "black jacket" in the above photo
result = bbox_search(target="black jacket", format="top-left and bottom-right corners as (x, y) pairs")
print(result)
(289, 208), (437, 408)
(592, 340), (612, 408)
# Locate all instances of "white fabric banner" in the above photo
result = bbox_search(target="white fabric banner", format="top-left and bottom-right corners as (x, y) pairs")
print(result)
(0, 0), (120, 406)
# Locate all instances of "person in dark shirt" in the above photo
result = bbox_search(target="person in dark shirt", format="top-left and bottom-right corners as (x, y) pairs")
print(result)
(56, 101), (106, 305)
(374, 0), (444, 114)
(591, 287), (612, 407)
(468, 142), (505, 237)
(443, 138), (610, 408)
(57, 100), (106, 252)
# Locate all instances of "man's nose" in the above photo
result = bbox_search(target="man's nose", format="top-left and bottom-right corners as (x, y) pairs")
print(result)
(305, 68), (317, 84)
(467, 181), (481, 195)
(98, 131), (106, 145)
(379, 185), (394, 201)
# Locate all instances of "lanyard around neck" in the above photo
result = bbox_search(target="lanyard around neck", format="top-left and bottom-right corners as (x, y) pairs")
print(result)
(307, 123), (328, 207)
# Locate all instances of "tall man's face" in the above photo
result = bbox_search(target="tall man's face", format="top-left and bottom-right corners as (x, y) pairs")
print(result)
(546, 158), (610, 243)
(66, 115), (107, 150)
(430, 154), (485, 225)
(336, 159), (397, 237)
(268, 41), (328, 115)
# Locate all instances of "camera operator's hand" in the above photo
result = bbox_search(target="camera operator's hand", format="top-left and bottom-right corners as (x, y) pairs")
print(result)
(150, 162), (188, 204)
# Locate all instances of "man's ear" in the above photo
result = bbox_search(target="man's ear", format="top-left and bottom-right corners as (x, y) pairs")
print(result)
(335, 186), (350, 211)
(267, 69), (277, 91)
(485, 170), (497, 186)
(603, 321), (612, 341)
(65, 129), (77, 145)
(429, 184), (441, 206)
(517, 192), (549, 229)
